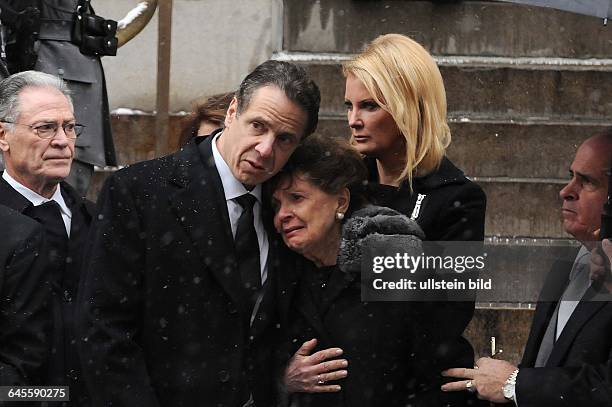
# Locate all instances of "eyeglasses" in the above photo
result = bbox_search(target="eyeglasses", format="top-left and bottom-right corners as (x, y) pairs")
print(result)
(0, 121), (85, 139)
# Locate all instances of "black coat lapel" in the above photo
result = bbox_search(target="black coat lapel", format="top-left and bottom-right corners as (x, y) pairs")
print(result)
(251, 197), (281, 334)
(250, 236), (281, 339)
(168, 137), (247, 316)
(545, 290), (607, 367)
(0, 176), (31, 212)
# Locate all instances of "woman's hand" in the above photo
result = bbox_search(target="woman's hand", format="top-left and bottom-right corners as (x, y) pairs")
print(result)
(284, 338), (348, 393)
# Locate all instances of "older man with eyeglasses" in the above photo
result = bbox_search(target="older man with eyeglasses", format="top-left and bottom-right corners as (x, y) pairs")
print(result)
(0, 70), (93, 404)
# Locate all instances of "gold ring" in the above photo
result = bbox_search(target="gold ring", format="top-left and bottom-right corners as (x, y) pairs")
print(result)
(465, 380), (476, 393)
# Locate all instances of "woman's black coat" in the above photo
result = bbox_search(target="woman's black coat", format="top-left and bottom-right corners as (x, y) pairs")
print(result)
(366, 156), (486, 242)
(280, 207), (477, 407)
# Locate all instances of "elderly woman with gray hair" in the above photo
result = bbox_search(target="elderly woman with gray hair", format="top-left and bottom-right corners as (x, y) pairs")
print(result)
(271, 135), (472, 406)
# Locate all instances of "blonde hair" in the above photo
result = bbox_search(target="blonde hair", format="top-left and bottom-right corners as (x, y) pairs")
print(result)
(343, 33), (451, 188)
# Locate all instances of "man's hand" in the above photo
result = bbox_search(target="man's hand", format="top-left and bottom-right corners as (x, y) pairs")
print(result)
(441, 357), (517, 403)
(284, 338), (348, 394)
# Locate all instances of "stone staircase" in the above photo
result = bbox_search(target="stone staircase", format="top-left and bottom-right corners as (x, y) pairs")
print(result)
(274, 0), (612, 363)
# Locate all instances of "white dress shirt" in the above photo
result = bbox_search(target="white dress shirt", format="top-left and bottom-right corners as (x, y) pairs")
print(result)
(2, 171), (72, 236)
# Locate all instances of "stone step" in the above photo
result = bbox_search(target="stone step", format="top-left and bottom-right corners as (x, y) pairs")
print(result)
(289, 60), (612, 122)
(482, 180), (567, 238)
(284, 0), (612, 58)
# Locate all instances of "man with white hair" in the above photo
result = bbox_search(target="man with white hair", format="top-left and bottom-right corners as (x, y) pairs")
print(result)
(0, 70), (93, 404)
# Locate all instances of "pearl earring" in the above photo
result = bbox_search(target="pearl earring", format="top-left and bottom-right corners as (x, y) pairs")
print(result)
(336, 212), (345, 221)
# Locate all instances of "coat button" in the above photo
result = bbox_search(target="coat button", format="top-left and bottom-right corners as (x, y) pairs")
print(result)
(63, 290), (72, 302)
(218, 370), (230, 383)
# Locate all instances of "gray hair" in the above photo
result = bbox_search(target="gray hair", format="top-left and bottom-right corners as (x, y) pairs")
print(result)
(0, 71), (73, 126)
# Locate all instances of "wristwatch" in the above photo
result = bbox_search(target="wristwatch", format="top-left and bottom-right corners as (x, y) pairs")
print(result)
(503, 368), (520, 401)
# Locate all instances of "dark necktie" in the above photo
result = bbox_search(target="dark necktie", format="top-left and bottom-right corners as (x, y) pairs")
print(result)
(27, 201), (68, 240)
(234, 194), (262, 310)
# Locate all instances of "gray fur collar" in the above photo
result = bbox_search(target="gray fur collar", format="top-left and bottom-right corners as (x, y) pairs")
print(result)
(337, 205), (425, 273)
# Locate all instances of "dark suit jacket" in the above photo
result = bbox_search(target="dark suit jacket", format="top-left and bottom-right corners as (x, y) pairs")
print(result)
(0, 176), (93, 404)
(517, 253), (612, 407)
(77, 135), (283, 407)
(0, 204), (50, 385)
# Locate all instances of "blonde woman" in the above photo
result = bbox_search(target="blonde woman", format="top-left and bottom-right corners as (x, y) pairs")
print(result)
(343, 33), (486, 242)
(343, 33), (486, 405)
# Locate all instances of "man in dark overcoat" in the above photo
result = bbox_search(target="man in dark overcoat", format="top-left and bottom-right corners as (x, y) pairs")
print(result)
(0, 70), (94, 404)
(77, 60), (320, 407)
(442, 132), (612, 406)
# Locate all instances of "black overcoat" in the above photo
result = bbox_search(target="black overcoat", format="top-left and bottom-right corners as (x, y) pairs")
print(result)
(0, 204), (50, 385)
(77, 135), (283, 407)
(366, 156), (487, 404)
(0, 177), (93, 404)
(278, 207), (477, 407)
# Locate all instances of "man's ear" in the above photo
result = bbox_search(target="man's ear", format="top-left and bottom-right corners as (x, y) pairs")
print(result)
(0, 124), (9, 152)
(224, 97), (238, 127)
(337, 187), (351, 214)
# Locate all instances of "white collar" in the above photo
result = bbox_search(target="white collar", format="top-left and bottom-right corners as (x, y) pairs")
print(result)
(2, 170), (72, 219)
(211, 132), (262, 203)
